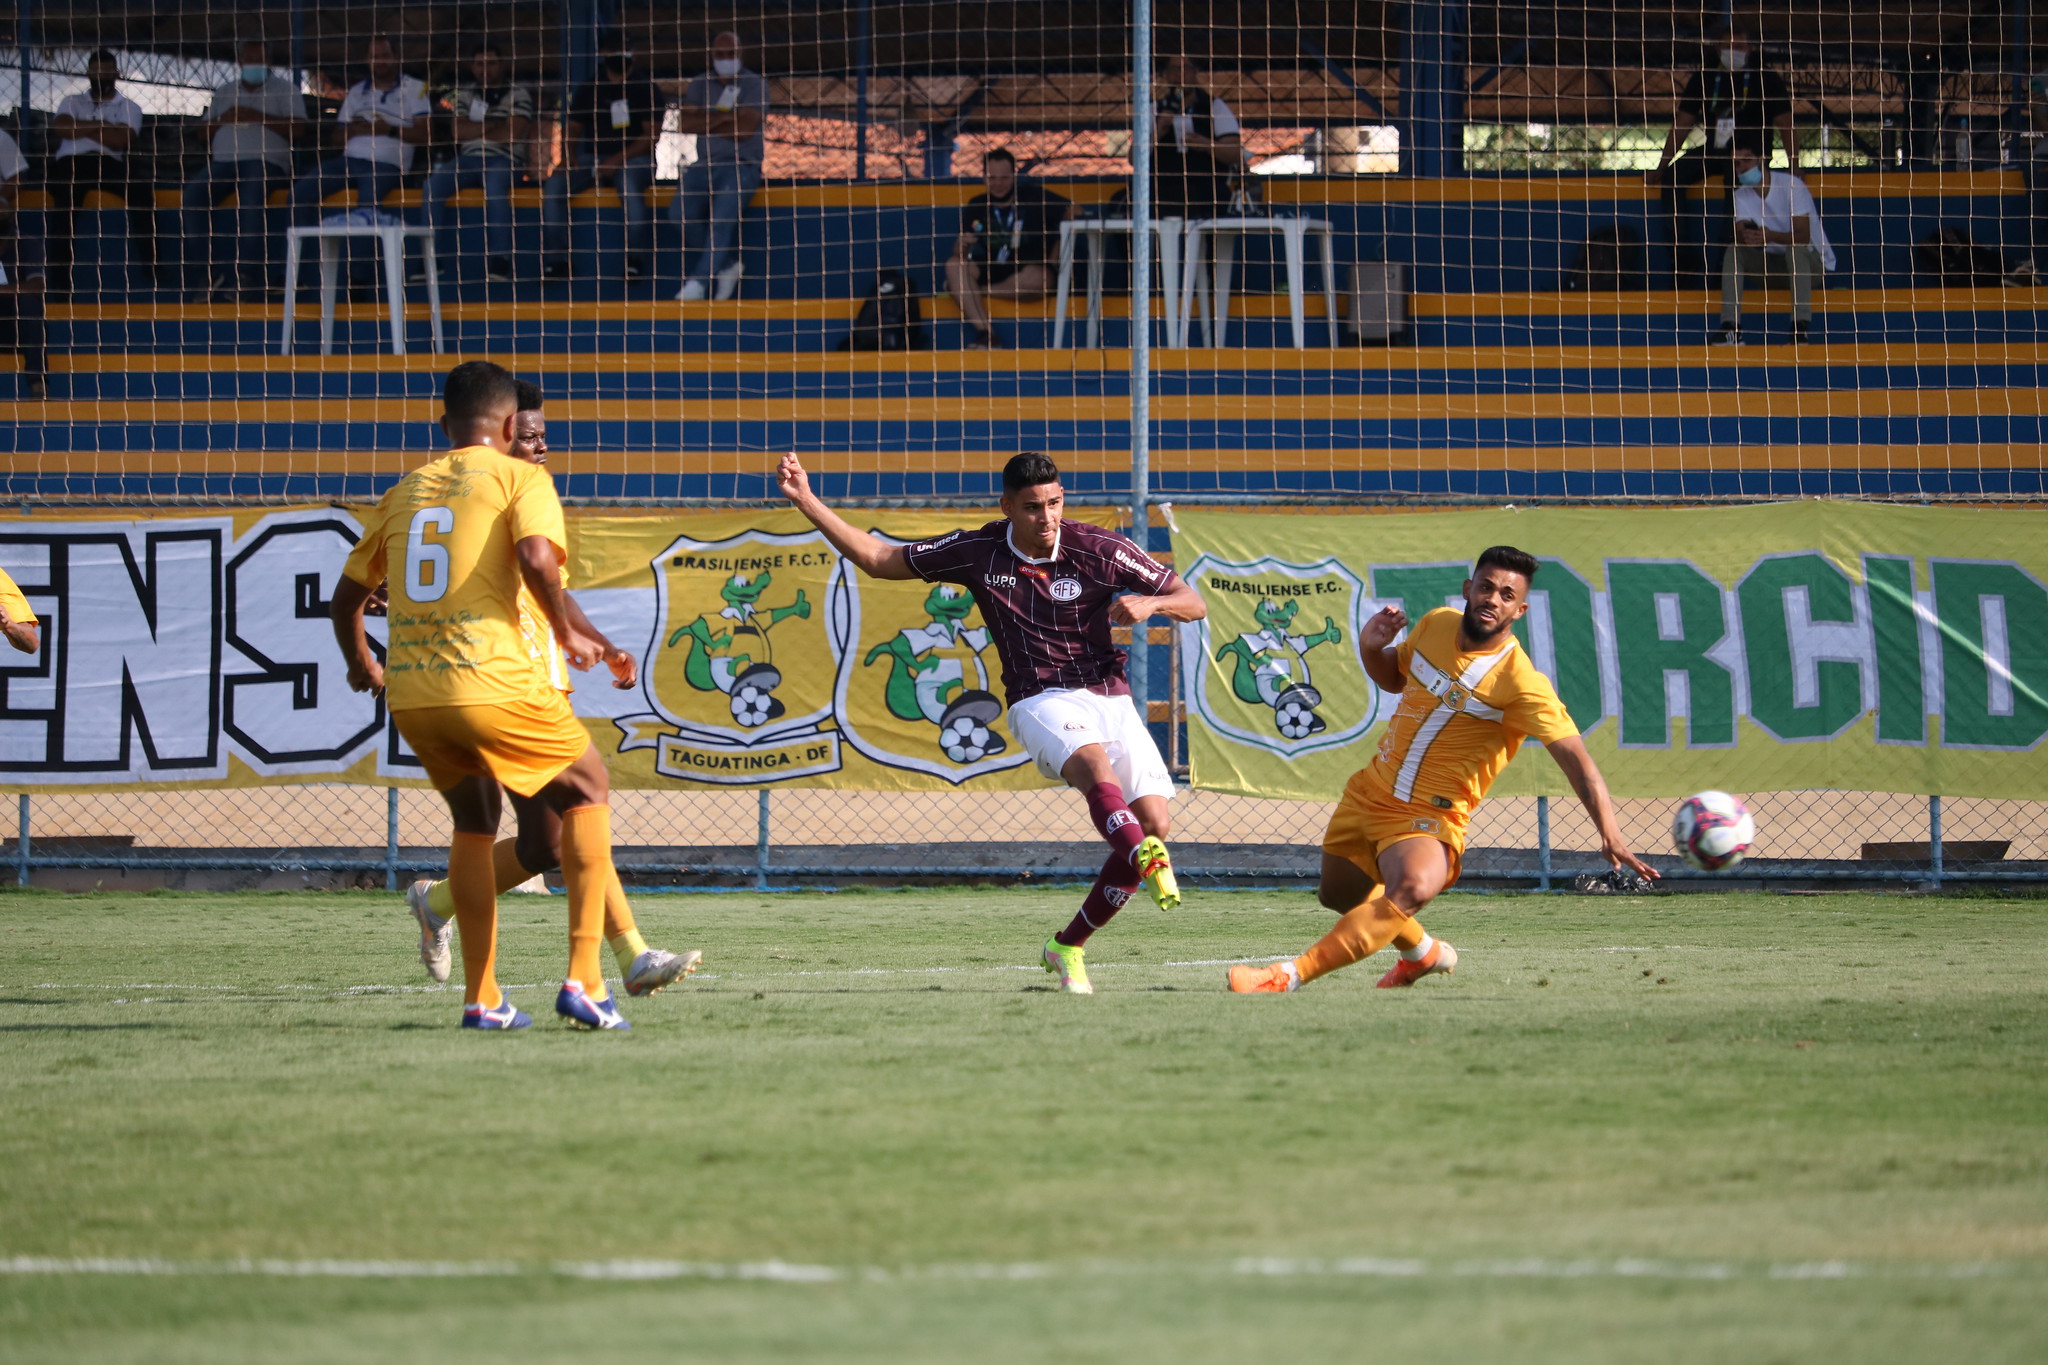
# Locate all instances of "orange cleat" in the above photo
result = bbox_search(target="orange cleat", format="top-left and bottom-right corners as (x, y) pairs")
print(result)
(1227, 961), (1297, 993)
(1376, 939), (1458, 988)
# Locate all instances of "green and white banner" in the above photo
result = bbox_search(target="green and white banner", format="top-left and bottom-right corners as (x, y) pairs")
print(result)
(1173, 502), (2048, 801)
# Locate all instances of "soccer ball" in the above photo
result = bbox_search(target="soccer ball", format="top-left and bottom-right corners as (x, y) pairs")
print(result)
(730, 683), (776, 726)
(1671, 791), (1756, 872)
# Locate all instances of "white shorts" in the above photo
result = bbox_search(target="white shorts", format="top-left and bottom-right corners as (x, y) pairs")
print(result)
(1006, 687), (1174, 802)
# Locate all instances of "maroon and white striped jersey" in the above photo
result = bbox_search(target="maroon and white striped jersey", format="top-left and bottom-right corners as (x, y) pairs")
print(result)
(903, 519), (1180, 705)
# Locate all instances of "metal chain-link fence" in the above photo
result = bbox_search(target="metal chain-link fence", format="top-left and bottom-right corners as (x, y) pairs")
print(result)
(10, 784), (2046, 893)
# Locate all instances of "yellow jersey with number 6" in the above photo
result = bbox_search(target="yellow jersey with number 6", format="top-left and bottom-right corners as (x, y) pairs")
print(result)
(1357, 607), (1578, 826)
(342, 445), (568, 712)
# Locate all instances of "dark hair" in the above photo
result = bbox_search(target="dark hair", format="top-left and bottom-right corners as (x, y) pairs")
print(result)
(1730, 133), (1769, 160)
(443, 361), (520, 424)
(514, 379), (544, 411)
(1474, 545), (1539, 584)
(983, 147), (1016, 168)
(87, 49), (118, 68)
(1002, 451), (1060, 494)
(366, 34), (396, 53)
(473, 38), (503, 59)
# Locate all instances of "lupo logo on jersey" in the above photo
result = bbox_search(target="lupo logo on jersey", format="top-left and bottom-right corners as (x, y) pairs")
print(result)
(824, 533), (1031, 784)
(615, 528), (842, 783)
(1181, 552), (1379, 757)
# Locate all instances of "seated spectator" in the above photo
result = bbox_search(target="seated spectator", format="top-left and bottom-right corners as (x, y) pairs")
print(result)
(945, 148), (1073, 350)
(286, 36), (430, 271)
(1711, 140), (1833, 346)
(1152, 52), (1242, 219)
(0, 123), (44, 398)
(542, 34), (660, 282)
(179, 40), (304, 301)
(44, 49), (151, 297)
(421, 40), (533, 282)
(664, 31), (768, 301)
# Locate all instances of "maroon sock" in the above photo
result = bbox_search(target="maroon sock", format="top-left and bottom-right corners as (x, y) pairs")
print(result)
(1082, 781), (1146, 869)
(1055, 850), (1144, 947)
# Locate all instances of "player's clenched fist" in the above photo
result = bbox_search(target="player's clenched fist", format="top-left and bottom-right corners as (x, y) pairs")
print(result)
(1360, 604), (1407, 650)
(775, 451), (812, 504)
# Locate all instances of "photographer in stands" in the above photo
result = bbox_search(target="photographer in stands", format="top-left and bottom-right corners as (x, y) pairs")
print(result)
(1710, 138), (1832, 347)
(1151, 53), (1242, 219)
(1645, 24), (1797, 290)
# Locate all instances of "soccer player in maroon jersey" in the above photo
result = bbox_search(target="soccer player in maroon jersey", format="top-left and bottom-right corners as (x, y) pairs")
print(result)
(778, 450), (1208, 993)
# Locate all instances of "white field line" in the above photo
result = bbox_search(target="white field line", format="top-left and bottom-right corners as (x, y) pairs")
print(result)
(0, 1254), (2023, 1285)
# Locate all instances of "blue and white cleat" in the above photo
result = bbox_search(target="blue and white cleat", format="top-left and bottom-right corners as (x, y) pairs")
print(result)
(460, 997), (531, 1030)
(555, 979), (632, 1031)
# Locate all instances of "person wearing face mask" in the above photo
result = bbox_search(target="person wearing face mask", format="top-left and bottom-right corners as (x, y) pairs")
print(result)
(664, 31), (770, 301)
(44, 50), (150, 298)
(177, 41), (305, 302)
(541, 36), (661, 282)
(420, 40), (534, 283)
(1710, 139), (1833, 346)
(1644, 25), (1796, 291)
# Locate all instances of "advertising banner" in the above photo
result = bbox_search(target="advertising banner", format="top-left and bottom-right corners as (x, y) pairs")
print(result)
(0, 505), (1115, 792)
(1175, 502), (2048, 801)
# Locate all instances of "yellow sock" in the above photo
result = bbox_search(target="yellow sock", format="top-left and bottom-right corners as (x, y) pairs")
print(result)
(609, 929), (651, 973)
(1293, 894), (1411, 986)
(1389, 918), (1427, 953)
(559, 805), (614, 1001)
(426, 838), (531, 920)
(448, 832), (501, 1008)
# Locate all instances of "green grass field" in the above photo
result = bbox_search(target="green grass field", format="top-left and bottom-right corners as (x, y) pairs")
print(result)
(1, 885), (2043, 1363)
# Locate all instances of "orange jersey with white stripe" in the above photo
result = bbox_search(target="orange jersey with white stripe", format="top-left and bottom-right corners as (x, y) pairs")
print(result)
(1358, 607), (1577, 825)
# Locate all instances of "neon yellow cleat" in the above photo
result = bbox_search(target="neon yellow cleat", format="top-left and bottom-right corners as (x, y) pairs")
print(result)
(1040, 936), (1094, 994)
(1134, 836), (1181, 911)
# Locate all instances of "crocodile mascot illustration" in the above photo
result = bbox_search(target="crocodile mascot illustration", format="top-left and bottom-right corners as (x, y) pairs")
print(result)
(1214, 596), (1345, 740)
(862, 582), (1007, 762)
(664, 569), (813, 727)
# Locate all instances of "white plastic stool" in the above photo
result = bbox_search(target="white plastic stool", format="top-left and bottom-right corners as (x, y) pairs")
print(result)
(281, 224), (444, 356)
(1178, 217), (1340, 348)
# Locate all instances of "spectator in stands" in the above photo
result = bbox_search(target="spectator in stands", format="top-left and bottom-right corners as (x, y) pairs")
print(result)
(1645, 24), (1797, 291)
(946, 148), (1073, 350)
(179, 40), (304, 302)
(421, 40), (534, 282)
(1710, 139), (1832, 347)
(665, 31), (769, 301)
(44, 50), (151, 297)
(286, 36), (431, 261)
(2009, 71), (2048, 284)
(0, 124), (44, 397)
(1152, 53), (1242, 218)
(542, 34), (660, 282)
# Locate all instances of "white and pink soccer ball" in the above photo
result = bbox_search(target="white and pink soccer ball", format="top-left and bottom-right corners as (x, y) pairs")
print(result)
(1671, 791), (1756, 872)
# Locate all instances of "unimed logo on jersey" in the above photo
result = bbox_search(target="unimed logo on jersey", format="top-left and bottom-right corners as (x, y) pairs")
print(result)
(1181, 552), (1379, 758)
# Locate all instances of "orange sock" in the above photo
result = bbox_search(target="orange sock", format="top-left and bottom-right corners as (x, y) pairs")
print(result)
(492, 838), (530, 893)
(1389, 918), (1427, 953)
(1293, 893), (1412, 986)
(448, 832), (501, 1007)
(559, 804), (614, 1001)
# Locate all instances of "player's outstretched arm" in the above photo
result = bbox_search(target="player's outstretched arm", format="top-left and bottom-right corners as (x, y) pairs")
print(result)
(329, 573), (385, 695)
(775, 452), (917, 580)
(1544, 735), (1659, 881)
(0, 604), (37, 655)
(516, 537), (606, 671)
(1359, 605), (1408, 693)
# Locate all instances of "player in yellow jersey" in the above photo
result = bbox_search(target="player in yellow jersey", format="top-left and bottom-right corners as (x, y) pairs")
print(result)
(1229, 545), (1656, 994)
(329, 360), (645, 1031)
(400, 381), (702, 997)
(0, 562), (39, 655)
